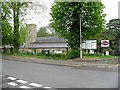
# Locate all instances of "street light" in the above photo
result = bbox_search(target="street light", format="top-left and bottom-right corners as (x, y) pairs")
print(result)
(79, 15), (82, 59)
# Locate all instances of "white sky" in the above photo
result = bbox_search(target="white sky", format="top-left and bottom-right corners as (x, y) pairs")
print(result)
(102, 0), (119, 23)
(25, 0), (120, 30)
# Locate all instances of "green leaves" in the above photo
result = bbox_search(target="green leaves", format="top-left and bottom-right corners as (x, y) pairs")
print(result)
(51, 2), (105, 50)
(37, 27), (50, 37)
(105, 19), (120, 50)
(1, 2), (29, 52)
(1, 2), (13, 46)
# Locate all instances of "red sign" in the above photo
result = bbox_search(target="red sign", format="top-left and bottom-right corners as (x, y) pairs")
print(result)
(101, 40), (109, 47)
(102, 41), (109, 45)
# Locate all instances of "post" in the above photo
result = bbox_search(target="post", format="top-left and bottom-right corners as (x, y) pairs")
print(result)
(79, 15), (82, 59)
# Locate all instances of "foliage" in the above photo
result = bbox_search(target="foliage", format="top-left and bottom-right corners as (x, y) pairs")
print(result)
(37, 24), (58, 37)
(105, 19), (120, 50)
(7, 52), (66, 60)
(1, 2), (29, 53)
(48, 23), (59, 36)
(37, 27), (50, 37)
(96, 19), (120, 51)
(19, 24), (28, 46)
(66, 49), (80, 59)
(1, 2), (13, 46)
(51, 1), (106, 50)
(1, 1), (48, 53)
(9, 2), (29, 52)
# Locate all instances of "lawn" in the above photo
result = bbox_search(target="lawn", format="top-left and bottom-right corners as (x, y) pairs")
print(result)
(2, 52), (119, 60)
(83, 55), (118, 59)
(2, 53), (67, 60)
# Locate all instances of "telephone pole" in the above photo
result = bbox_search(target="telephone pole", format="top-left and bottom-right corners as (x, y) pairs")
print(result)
(79, 15), (82, 59)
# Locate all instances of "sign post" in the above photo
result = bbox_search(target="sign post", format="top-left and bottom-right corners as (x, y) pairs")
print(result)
(101, 40), (110, 56)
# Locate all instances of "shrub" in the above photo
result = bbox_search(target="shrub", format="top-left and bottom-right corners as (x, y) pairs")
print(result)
(53, 53), (65, 57)
(26, 52), (34, 55)
(66, 49), (80, 59)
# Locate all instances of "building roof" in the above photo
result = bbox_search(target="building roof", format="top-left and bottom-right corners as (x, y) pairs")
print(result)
(33, 36), (67, 43)
(28, 36), (69, 49)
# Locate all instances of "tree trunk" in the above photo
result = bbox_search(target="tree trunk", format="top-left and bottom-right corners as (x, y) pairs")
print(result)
(13, 2), (20, 53)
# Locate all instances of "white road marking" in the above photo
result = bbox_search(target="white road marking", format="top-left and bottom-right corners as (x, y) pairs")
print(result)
(6, 75), (54, 89)
(20, 86), (31, 88)
(29, 83), (43, 87)
(8, 82), (18, 86)
(43, 86), (52, 89)
(16, 80), (28, 84)
(8, 77), (16, 80)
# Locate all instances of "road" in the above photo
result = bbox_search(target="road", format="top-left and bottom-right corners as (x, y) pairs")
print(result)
(0, 56), (2, 90)
(2, 59), (119, 88)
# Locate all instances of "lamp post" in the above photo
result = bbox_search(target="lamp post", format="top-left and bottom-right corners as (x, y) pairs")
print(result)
(79, 15), (82, 59)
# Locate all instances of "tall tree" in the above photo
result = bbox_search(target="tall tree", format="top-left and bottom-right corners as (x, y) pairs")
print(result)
(8, 2), (29, 52)
(1, 2), (13, 46)
(1, 1), (47, 53)
(51, 1), (106, 50)
(105, 19), (120, 50)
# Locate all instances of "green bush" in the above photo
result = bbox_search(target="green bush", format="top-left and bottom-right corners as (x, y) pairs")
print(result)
(26, 52), (34, 55)
(37, 53), (44, 56)
(53, 53), (65, 57)
(36, 52), (65, 59)
(66, 49), (80, 59)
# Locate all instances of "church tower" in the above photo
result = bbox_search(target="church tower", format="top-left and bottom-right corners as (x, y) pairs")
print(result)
(25, 24), (37, 48)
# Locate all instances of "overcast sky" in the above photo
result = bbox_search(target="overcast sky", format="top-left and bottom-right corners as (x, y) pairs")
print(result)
(25, 0), (120, 30)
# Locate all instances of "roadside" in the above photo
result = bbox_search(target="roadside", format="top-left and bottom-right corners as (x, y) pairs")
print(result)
(2, 55), (119, 68)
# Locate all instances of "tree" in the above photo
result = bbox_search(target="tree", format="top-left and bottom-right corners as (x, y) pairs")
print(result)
(1, 2), (13, 46)
(51, 1), (106, 50)
(48, 23), (59, 36)
(19, 23), (28, 46)
(37, 25), (58, 37)
(95, 19), (120, 54)
(1, 1), (47, 53)
(37, 27), (50, 37)
(105, 19), (120, 50)
(8, 2), (29, 52)
(1, 2), (29, 53)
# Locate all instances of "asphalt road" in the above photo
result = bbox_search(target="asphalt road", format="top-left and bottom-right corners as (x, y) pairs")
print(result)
(2, 59), (119, 88)
(0, 56), (2, 90)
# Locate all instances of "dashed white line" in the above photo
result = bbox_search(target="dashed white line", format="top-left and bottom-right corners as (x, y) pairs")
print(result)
(29, 83), (43, 87)
(16, 80), (28, 84)
(8, 82), (18, 86)
(43, 86), (52, 89)
(8, 77), (16, 80)
(20, 86), (31, 88)
(6, 75), (54, 89)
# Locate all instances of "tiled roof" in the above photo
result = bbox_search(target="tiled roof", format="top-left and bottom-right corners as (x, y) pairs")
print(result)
(25, 36), (69, 49)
